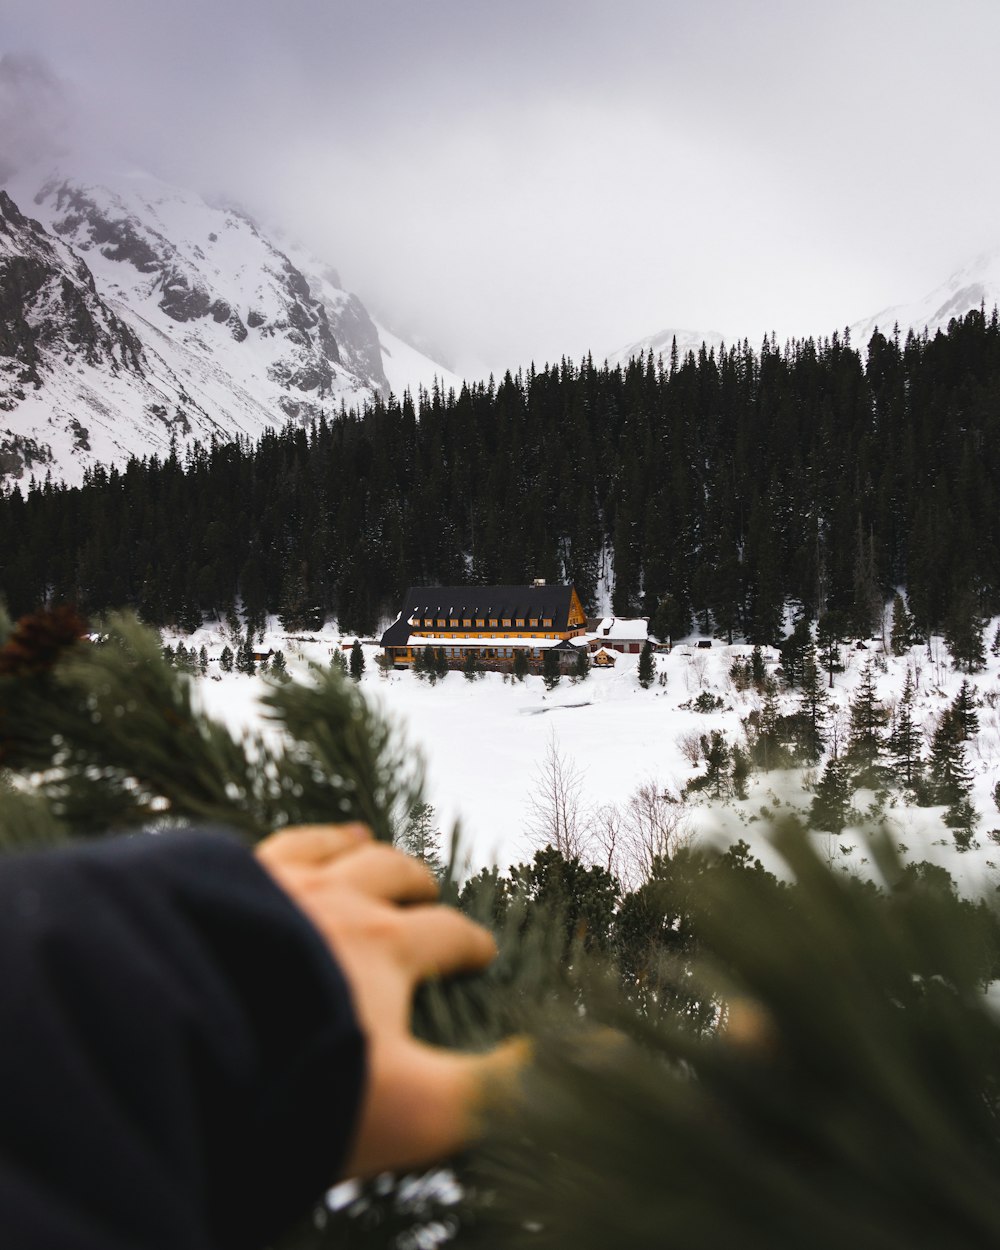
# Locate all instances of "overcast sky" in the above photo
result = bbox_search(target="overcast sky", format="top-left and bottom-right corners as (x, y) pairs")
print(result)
(2, 0), (999, 377)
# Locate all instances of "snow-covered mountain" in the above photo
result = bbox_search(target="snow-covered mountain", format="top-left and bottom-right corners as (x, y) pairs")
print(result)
(604, 326), (728, 370)
(0, 160), (457, 483)
(610, 250), (1000, 370)
(850, 249), (1000, 348)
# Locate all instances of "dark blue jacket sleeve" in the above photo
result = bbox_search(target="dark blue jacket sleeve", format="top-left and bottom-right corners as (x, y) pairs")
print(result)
(0, 829), (366, 1250)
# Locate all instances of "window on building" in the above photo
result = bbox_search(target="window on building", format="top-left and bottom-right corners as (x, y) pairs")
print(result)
(516, 618), (525, 627)
(450, 618), (459, 627)
(476, 618), (485, 627)
(542, 617), (552, 627)
(530, 618), (538, 627)
(463, 618), (472, 627)
(436, 618), (445, 627)
(489, 618), (498, 627)
(502, 618), (511, 627)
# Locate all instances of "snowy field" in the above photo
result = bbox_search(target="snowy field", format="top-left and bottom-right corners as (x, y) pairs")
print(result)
(176, 619), (1000, 893)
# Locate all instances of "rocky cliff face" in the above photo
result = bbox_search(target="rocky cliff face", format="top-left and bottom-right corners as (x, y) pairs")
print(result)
(0, 162), (400, 482)
(0, 188), (150, 478)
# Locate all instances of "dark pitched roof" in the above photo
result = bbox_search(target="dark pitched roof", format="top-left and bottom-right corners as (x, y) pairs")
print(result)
(379, 585), (577, 647)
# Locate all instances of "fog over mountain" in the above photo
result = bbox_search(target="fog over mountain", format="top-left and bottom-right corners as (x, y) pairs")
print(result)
(4, 3), (1000, 377)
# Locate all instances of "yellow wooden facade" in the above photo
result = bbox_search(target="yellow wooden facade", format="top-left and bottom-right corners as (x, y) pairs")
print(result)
(380, 584), (588, 671)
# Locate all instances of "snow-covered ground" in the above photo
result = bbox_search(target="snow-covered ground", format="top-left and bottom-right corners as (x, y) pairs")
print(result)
(174, 619), (1000, 893)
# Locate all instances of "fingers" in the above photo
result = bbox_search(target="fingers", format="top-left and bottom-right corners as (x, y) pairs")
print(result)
(327, 842), (441, 903)
(398, 904), (498, 978)
(256, 823), (371, 870)
(344, 1037), (528, 1177)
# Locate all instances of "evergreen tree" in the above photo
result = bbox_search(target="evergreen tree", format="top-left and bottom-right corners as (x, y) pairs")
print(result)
(779, 617), (812, 688)
(9, 605), (1000, 1247)
(796, 647), (828, 763)
(219, 644), (233, 674)
(330, 649), (348, 676)
(463, 650), (482, 681)
(396, 801), (445, 878)
(198, 644), (208, 676)
(890, 592), (917, 656)
(651, 593), (688, 646)
(731, 743), (751, 800)
(350, 640), (366, 683)
(810, 755), (853, 834)
(747, 681), (784, 771)
(411, 645), (427, 679)
(929, 707), (974, 808)
(236, 635), (256, 676)
(637, 640), (654, 689)
(542, 648), (561, 691)
(950, 679), (980, 740)
(750, 644), (767, 690)
(434, 646), (450, 680)
(513, 648), (530, 682)
(944, 589), (986, 673)
(270, 650), (289, 682)
(816, 611), (846, 688)
(700, 730), (732, 798)
(889, 668), (922, 789)
(573, 647), (589, 681)
(992, 623), (1000, 658)
(846, 660), (888, 783)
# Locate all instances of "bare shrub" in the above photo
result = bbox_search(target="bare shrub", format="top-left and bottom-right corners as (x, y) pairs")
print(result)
(677, 731), (703, 766)
(523, 730), (592, 859)
(687, 653), (709, 691)
(617, 780), (689, 889)
(591, 801), (623, 877)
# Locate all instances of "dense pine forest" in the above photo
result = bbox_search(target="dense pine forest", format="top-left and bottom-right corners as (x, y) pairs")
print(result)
(2, 309), (999, 638)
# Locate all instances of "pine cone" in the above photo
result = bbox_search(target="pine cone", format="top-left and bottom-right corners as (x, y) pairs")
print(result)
(0, 606), (88, 679)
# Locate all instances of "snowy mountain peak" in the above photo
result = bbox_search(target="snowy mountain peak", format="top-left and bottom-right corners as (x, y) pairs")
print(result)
(850, 248), (1000, 348)
(0, 160), (456, 483)
(604, 326), (728, 370)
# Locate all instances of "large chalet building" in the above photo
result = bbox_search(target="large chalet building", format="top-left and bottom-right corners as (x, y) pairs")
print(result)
(379, 582), (588, 673)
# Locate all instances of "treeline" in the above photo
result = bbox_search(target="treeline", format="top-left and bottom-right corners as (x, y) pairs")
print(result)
(3, 309), (1000, 636)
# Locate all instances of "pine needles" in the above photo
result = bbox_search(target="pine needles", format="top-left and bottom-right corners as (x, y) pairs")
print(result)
(6, 609), (1000, 1248)
(0, 610), (422, 843)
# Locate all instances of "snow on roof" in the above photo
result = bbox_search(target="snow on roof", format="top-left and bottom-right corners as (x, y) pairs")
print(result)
(593, 617), (648, 641)
(405, 634), (563, 649)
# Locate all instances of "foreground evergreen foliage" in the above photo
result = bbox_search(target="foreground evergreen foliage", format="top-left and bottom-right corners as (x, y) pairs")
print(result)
(3, 310), (1000, 640)
(4, 609), (1000, 1248)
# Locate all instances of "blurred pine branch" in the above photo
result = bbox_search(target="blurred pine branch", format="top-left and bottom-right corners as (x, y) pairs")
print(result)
(5, 609), (1000, 1248)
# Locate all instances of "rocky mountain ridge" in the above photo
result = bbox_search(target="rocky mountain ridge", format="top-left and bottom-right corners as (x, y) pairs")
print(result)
(0, 162), (456, 483)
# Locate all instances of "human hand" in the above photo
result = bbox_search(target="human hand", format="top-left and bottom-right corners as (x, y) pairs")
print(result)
(256, 824), (522, 1176)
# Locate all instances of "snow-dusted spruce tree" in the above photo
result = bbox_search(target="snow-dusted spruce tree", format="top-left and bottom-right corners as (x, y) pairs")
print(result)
(7, 607), (1000, 1249)
(637, 640), (654, 689)
(846, 659), (888, 785)
(944, 589), (987, 673)
(890, 591), (918, 655)
(396, 800), (445, 878)
(889, 668), (922, 791)
(349, 639), (365, 682)
(796, 646), (829, 763)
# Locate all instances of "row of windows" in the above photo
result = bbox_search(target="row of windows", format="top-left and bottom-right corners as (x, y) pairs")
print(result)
(412, 616), (554, 629)
(403, 646), (543, 659)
